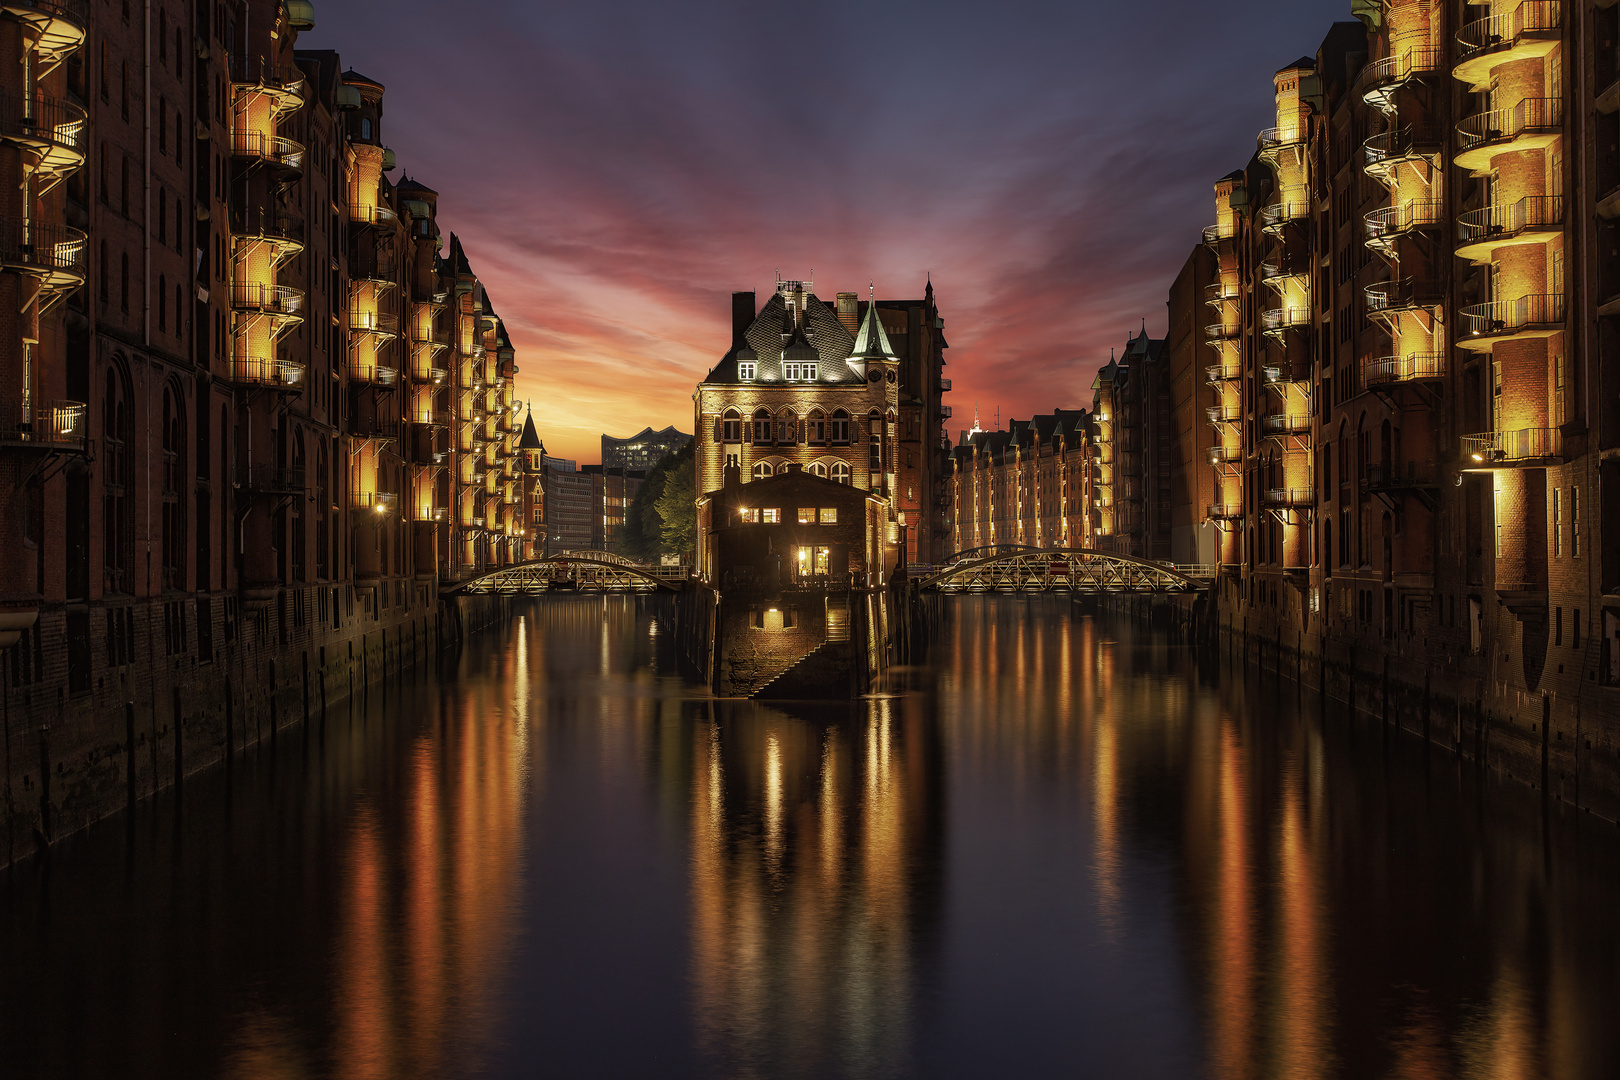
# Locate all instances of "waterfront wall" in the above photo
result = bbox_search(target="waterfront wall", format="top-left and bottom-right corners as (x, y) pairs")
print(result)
(1093, 590), (1620, 826)
(1, 590), (510, 869)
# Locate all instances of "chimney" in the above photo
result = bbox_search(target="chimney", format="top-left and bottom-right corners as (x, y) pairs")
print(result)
(836, 292), (859, 332)
(731, 291), (755, 349)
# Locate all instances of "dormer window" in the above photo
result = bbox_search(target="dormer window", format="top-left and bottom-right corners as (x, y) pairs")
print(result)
(738, 361), (756, 381)
(784, 362), (817, 382)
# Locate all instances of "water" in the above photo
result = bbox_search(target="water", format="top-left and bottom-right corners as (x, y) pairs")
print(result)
(3, 595), (1619, 1079)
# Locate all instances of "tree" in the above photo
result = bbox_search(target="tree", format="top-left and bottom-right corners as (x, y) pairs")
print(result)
(654, 448), (696, 560)
(620, 438), (692, 561)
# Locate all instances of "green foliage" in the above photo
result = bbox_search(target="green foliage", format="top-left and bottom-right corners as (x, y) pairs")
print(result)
(620, 438), (693, 561)
(654, 451), (696, 558)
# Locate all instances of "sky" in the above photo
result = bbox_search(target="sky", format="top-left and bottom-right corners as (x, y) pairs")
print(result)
(304, 0), (1352, 463)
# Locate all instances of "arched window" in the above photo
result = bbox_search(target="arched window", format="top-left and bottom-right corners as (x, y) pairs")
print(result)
(722, 408), (741, 443)
(104, 364), (131, 591)
(752, 408), (771, 445)
(868, 410), (883, 470)
(807, 409), (826, 445)
(157, 273), (167, 330)
(831, 461), (851, 485)
(808, 460), (828, 478)
(830, 409), (850, 444)
(360, 117), (372, 141)
(752, 461), (773, 480)
(776, 409), (797, 445)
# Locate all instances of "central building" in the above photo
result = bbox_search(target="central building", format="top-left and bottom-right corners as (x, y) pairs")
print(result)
(693, 279), (907, 582)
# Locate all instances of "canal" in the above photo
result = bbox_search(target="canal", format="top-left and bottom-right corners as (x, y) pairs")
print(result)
(3, 595), (1619, 1078)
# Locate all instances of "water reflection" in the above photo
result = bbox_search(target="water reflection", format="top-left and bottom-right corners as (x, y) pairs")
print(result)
(1, 596), (1619, 1078)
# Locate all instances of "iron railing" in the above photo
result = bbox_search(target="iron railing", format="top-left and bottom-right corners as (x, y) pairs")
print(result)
(0, 398), (85, 446)
(1457, 97), (1562, 155)
(0, 95), (87, 157)
(1456, 195), (1563, 243)
(1364, 353), (1444, 385)
(1460, 428), (1563, 463)
(1457, 2), (1562, 62)
(230, 130), (305, 171)
(1458, 294), (1565, 335)
(231, 356), (305, 389)
(0, 221), (86, 277)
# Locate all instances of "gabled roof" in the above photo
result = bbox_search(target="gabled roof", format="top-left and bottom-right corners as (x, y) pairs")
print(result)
(703, 290), (860, 385)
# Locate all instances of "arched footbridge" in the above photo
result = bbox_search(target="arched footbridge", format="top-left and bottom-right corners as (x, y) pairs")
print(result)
(448, 551), (683, 595)
(917, 548), (1214, 594)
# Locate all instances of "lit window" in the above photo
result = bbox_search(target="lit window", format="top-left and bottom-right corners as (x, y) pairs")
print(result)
(752, 461), (773, 480)
(784, 362), (817, 381)
(738, 361), (756, 381)
(819, 508), (837, 524)
(798, 507), (816, 524)
(738, 507), (759, 523)
(831, 462), (851, 485)
(762, 508), (780, 523)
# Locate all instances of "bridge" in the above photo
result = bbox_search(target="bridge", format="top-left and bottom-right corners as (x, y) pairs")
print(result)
(448, 551), (684, 595)
(916, 547), (1214, 594)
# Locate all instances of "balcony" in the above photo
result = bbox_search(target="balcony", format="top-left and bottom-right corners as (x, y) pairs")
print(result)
(1207, 503), (1244, 520)
(231, 212), (304, 262)
(1206, 362), (1241, 384)
(1364, 353), (1444, 386)
(414, 506), (449, 524)
(230, 130), (305, 174)
(939, 377), (952, 392)
(231, 59), (306, 113)
(230, 282), (304, 317)
(1262, 364), (1309, 388)
(1456, 97), (1562, 174)
(1263, 488), (1315, 508)
(0, 398), (86, 450)
(349, 363), (399, 389)
(1205, 280), (1241, 305)
(1261, 306), (1310, 333)
(353, 491), (399, 515)
(1, 0), (88, 64)
(1204, 321), (1240, 347)
(1363, 125), (1443, 182)
(1365, 277), (1440, 319)
(1364, 461), (1439, 494)
(1457, 294), (1564, 350)
(1364, 200), (1443, 255)
(237, 463), (306, 495)
(350, 203), (398, 228)
(1358, 46), (1443, 112)
(0, 221), (85, 293)
(0, 96), (86, 182)
(1460, 427), (1563, 467)
(1207, 445), (1241, 465)
(1202, 222), (1237, 249)
(1455, 195), (1563, 263)
(1257, 125), (1305, 161)
(230, 356), (305, 391)
(1206, 404), (1242, 424)
(1258, 201), (1310, 232)
(349, 309), (399, 337)
(350, 418), (401, 442)
(1454, 2), (1562, 90)
(1261, 413), (1312, 437)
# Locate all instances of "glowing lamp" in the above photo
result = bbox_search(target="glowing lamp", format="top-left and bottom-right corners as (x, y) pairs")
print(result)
(1471, 452), (1484, 463)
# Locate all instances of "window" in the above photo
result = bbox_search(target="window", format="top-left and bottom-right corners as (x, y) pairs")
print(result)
(738, 507), (759, 523)
(751, 461), (772, 480)
(795, 545), (830, 577)
(808, 460), (827, 478)
(738, 361), (756, 381)
(1553, 488), (1562, 556)
(808, 411), (826, 443)
(777, 412), (796, 444)
(1571, 486), (1581, 555)
(831, 462), (851, 485)
(752, 408), (771, 444)
(798, 507), (816, 524)
(784, 362), (817, 381)
(722, 409), (741, 442)
(761, 508), (780, 523)
(831, 410), (850, 444)
(819, 508), (837, 524)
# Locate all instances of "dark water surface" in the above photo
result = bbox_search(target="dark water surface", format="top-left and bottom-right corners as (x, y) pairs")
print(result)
(4, 595), (1620, 1079)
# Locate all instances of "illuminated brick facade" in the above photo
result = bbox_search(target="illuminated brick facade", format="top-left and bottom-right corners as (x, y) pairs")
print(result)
(947, 410), (1094, 557)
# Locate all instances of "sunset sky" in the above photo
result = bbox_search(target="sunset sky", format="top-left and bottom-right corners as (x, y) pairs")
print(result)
(306, 0), (1350, 463)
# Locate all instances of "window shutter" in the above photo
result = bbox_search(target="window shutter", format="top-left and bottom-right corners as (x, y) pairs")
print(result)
(713, 416), (723, 442)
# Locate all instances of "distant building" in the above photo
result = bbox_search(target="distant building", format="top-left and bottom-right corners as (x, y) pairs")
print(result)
(1091, 327), (1173, 562)
(544, 457), (593, 554)
(582, 466), (645, 552)
(519, 409), (547, 560)
(947, 410), (1094, 556)
(602, 426), (690, 472)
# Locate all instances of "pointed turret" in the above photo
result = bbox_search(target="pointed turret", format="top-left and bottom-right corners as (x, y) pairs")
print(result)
(845, 284), (897, 380)
(519, 403), (545, 471)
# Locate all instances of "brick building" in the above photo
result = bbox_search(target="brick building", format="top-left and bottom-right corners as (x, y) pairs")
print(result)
(946, 409), (1094, 556)
(0, 0), (532, 857)
(1161, 2), (1620, 815)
